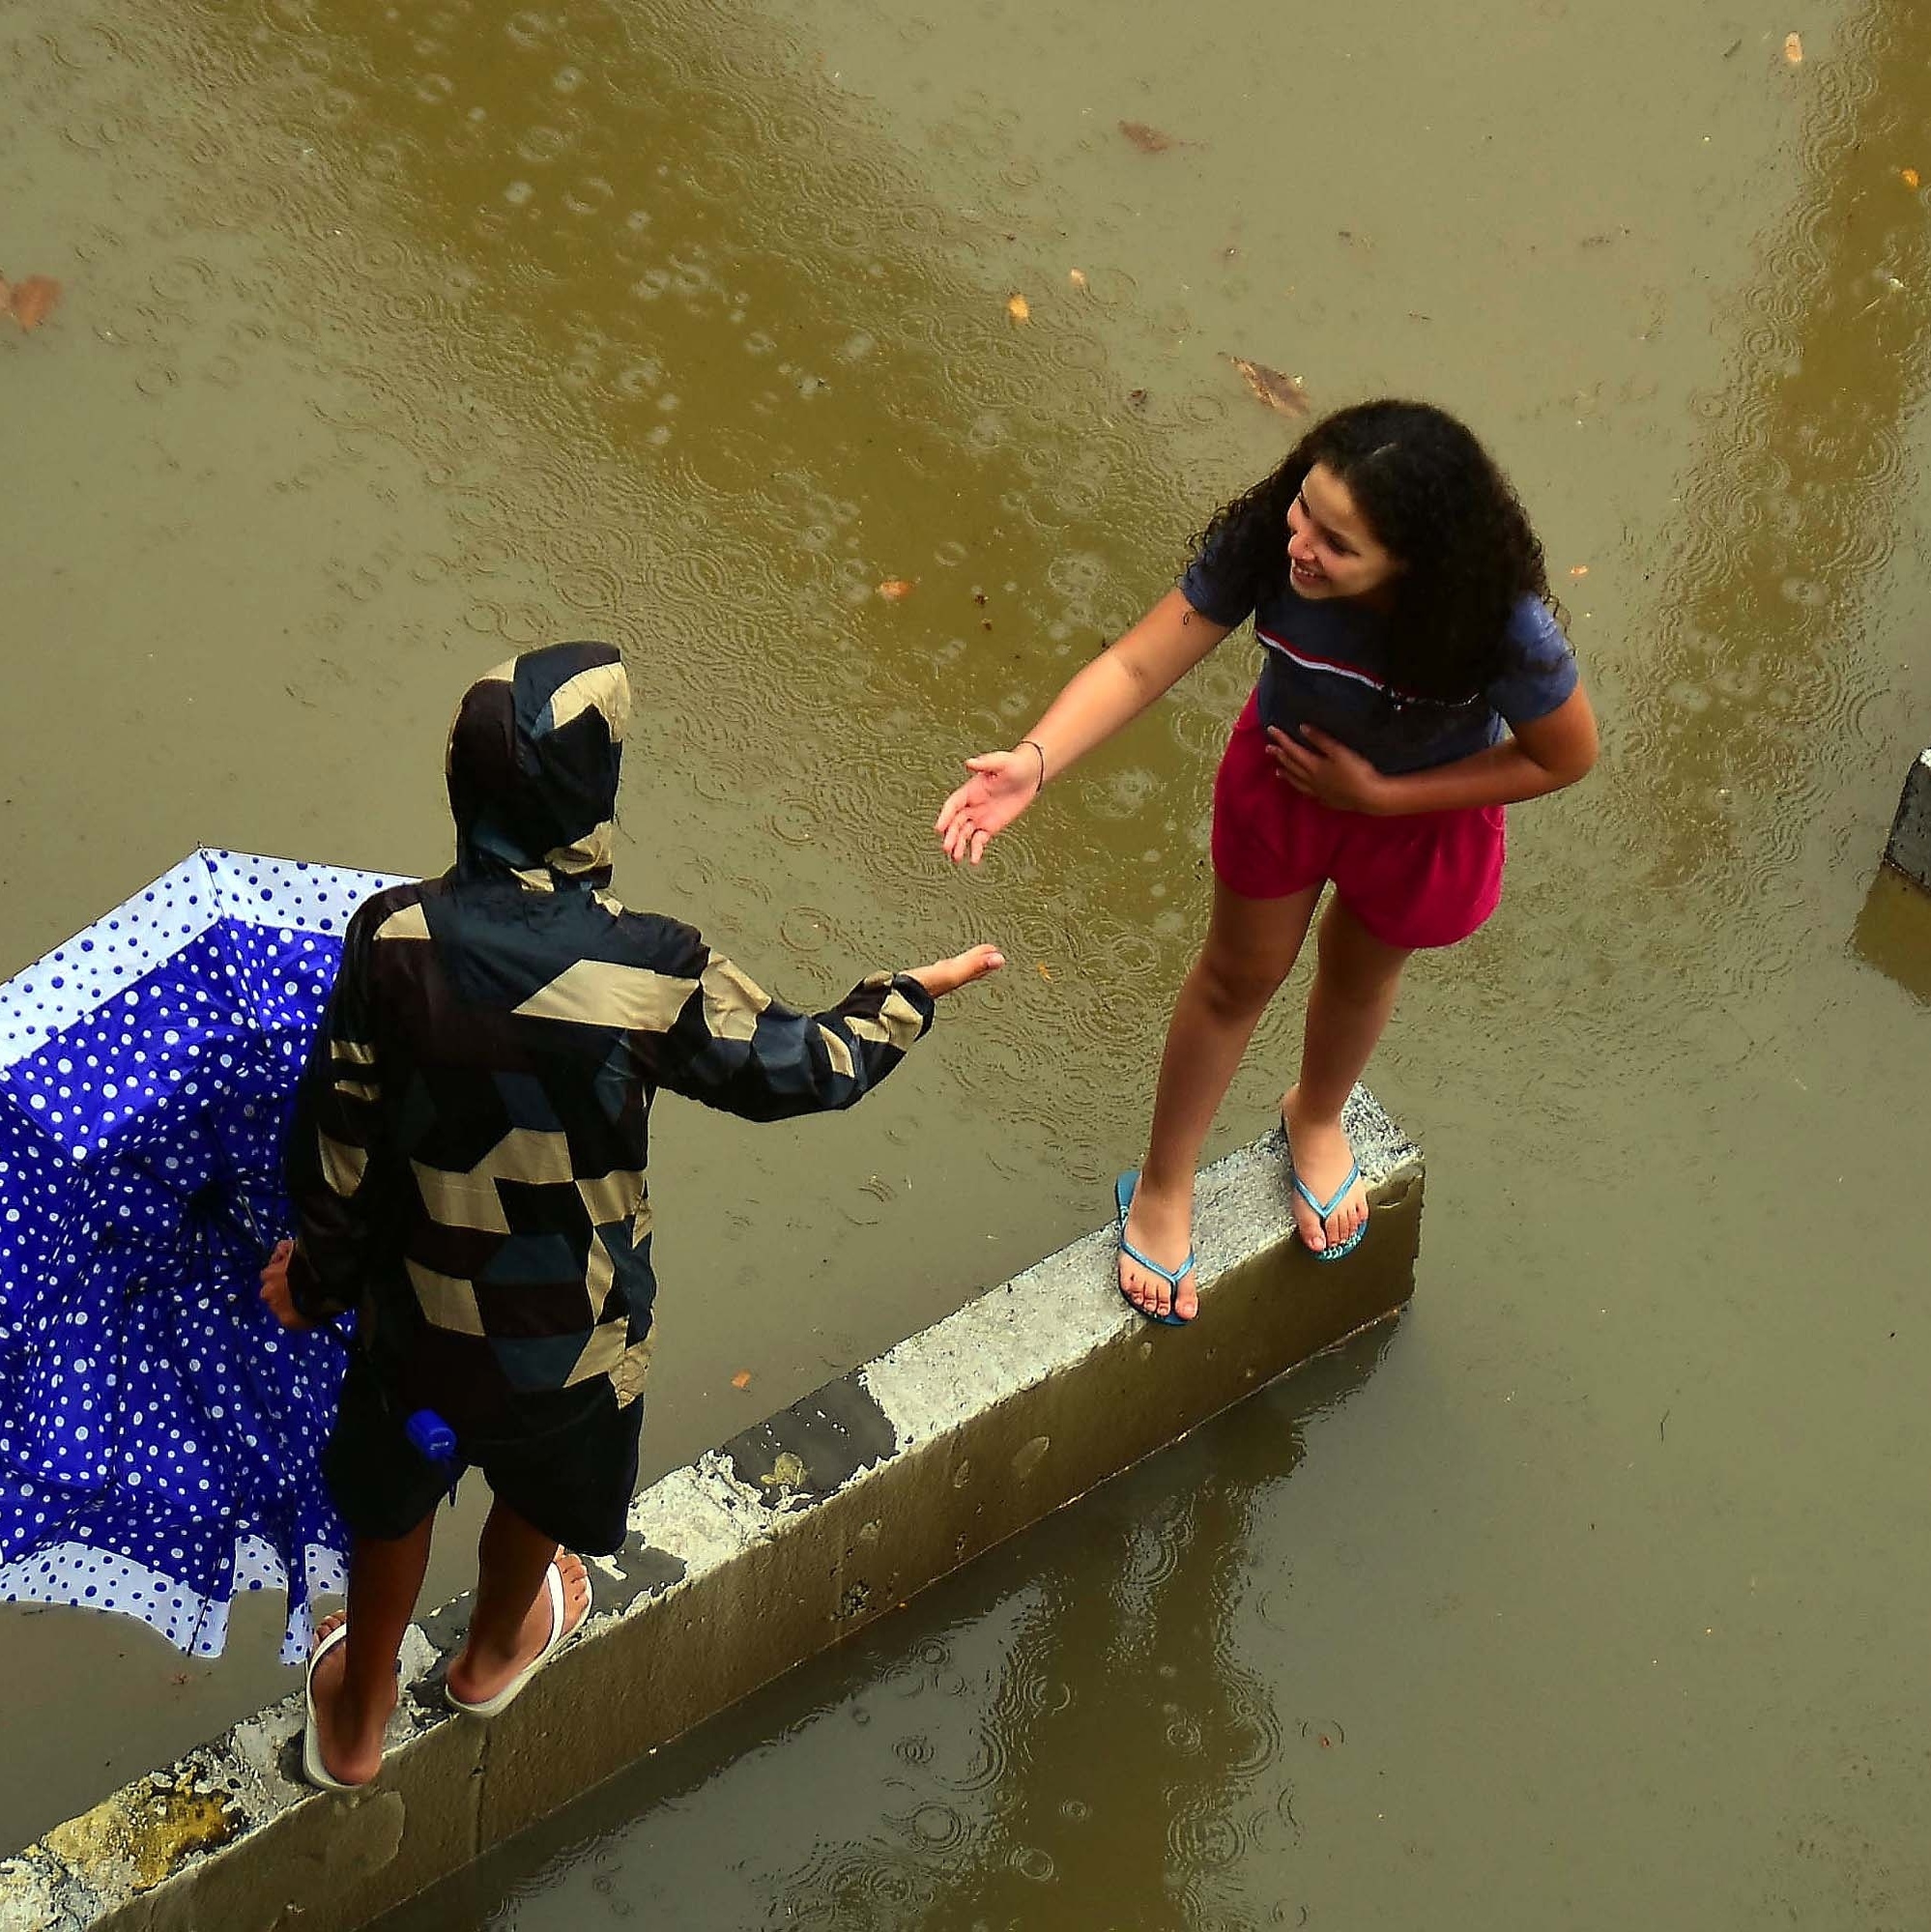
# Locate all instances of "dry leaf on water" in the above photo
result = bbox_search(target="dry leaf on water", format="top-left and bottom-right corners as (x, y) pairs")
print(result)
(1904, 167), (1921, 189)
(731, 1370), (752, 1391)
(1006, 292), (1030, 324)
(1783, 31), (1802, 63)
(1036, 962), (1053, 982)
(1227, 355), (1311, 418)
(1569, 564), (1590, 578)
(1119, 121), (1178, 154)
(877, 578), (915, 601)
(1068, 267), (1088, 290)
(6, 275), (62, 332)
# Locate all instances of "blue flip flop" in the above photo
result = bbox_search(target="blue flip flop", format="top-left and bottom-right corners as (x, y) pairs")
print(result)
(1281, 1122), (1368, 1263)
(1114, 1170), (1196, 1326)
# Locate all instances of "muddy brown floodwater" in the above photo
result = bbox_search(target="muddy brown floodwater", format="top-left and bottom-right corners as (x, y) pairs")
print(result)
(5, 0), (1931, 1923)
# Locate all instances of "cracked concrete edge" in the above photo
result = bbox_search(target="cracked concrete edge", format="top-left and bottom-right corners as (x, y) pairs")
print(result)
(0, 1626), (470, 1932)
(1, 1099), (1422, 1932)
(1883, 748), (1931, 890)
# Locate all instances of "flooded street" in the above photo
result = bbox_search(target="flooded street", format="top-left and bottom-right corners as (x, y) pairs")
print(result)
(5, 0), (1931, 1922)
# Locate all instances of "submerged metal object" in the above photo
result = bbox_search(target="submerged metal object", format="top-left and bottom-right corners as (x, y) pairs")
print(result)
(1882, 749), (1931, 892)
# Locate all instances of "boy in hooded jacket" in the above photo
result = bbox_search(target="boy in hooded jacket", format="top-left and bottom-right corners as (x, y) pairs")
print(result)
(261, 641), (1001, 1788)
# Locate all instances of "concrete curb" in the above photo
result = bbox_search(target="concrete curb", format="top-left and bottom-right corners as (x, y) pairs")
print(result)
(0, 1096), (1423, 1932)
(1883, 749), (1931, 890)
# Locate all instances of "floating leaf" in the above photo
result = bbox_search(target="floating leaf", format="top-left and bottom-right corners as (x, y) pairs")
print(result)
(760, 1450), (808, 1489)
(1068, 267), (1088, 290)
(731, 1370), (752, 1391)
(8, 275), (62, 332)
(1569, 564), (1590, 578)
(1119, 120), (1176, 155)
(1904, 167), (1921, 189)
(1227, 354), (1311, 418)
(1005, 291), (1030, 324)
(1782, 31), (1802, 63)
(1036, 962), (1053, 982)
(876, 578), (915, 601)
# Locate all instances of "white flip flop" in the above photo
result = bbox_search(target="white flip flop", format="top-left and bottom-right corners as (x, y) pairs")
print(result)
(445, 1557), (584, 1718)
(303, 1622), (361, 1792)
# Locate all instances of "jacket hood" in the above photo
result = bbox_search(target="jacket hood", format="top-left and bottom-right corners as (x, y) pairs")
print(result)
(446, 641), (630, 888)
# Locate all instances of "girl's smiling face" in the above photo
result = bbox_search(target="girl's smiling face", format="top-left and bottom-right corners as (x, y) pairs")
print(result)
(1285, 462), (1403, 604)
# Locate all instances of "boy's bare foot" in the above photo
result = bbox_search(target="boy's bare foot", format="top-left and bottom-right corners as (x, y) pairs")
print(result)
(1281, 1085), (1368, 1254)
(1120, 1169), (1198, 1321)
(446, 1551), (591, 1709)
(307, 1612), (395, 1788)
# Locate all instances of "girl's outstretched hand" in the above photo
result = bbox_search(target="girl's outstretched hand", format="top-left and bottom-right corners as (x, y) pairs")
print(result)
(905, 944), (1006, 999)
(935, 748), (1043, 865)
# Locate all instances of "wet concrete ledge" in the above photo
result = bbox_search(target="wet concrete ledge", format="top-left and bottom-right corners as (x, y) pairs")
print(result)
(1884, 748), (1931, 890)
(0, 1095), (1423, 1932)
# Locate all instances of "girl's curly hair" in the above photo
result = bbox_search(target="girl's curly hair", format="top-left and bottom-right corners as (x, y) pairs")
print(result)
(1194, 399), (1555, 701)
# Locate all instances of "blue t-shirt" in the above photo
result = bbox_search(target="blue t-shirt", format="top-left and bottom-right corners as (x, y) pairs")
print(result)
(1179, 546), (1578, 776)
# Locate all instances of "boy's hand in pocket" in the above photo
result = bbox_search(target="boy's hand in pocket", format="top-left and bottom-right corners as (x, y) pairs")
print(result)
(906, 945), (1005, 999)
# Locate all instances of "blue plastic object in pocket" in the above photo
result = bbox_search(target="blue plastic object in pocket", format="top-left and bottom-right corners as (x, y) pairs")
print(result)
(405, 1408), (461, 1505)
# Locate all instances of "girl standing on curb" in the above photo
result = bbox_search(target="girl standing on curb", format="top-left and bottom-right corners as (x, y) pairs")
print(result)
(936, 400), (1598, 1323)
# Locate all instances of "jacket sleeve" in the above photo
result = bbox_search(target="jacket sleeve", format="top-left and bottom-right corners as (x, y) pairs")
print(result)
(650, 940), (937, 1122)
(282, 903), (390, 1323)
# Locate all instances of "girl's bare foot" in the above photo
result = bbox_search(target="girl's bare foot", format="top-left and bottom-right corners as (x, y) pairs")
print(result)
(446, 1551), (591, 1708)
(1281, 1085), (1368, 1254)
(307, 1612), (395, 1788)
(1120, 1169), (1198, 1321)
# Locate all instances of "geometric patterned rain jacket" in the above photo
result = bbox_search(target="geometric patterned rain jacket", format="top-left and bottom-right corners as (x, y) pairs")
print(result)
(284, 641), (935, 1441)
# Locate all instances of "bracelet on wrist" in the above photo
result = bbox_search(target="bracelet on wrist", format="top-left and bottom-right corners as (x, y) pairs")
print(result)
(1018, 738), (1048, 794)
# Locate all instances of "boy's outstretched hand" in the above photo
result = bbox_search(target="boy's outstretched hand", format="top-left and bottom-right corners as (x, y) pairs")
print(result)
(259, 1238), (316, 1331)
(905, 944), (1005, 998)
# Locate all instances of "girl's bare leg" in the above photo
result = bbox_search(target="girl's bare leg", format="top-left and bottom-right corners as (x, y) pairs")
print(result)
(1122, 879), (1323, 1319)
(1282, 895), (1411, 1252)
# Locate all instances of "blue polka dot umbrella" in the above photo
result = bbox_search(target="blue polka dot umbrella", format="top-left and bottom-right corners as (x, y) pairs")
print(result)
(0, 850), (403, 1662)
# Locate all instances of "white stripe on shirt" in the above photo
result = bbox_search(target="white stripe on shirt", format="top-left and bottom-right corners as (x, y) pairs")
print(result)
(1255, 628), (1391, 696)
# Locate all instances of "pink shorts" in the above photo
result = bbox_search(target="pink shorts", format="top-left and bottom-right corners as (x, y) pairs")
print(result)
(1210, 696), (1505, 950)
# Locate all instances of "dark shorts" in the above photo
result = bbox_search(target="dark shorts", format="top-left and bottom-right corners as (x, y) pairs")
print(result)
(322, 1354), (644, 1555)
